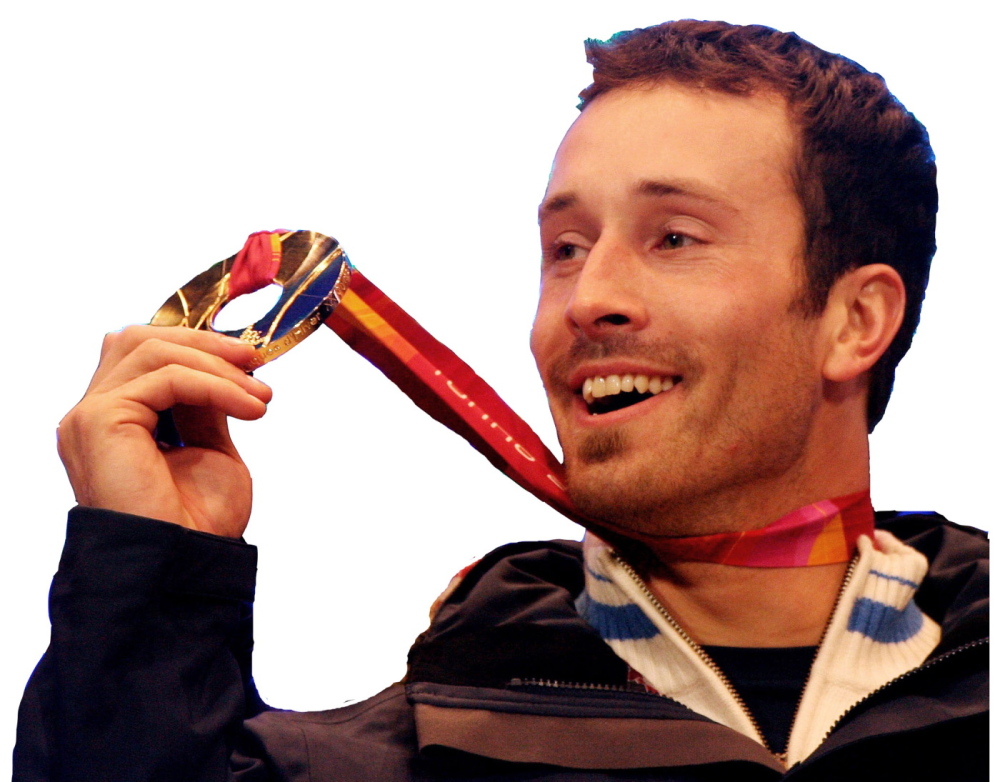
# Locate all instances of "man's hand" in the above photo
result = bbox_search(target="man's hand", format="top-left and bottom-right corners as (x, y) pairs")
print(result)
(57, 326), (272, 538)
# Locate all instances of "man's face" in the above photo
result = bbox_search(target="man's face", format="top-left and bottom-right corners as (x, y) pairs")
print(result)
(530, 83), (827, 537)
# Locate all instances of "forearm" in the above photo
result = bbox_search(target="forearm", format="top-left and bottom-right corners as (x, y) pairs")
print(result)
(14, 507), (261, 782)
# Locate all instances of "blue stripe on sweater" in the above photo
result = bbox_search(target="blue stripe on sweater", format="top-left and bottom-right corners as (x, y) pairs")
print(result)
(578, 594), (661, 641)
(847, 597), (924, 643)
(585, 563), (613, 583)
(869, 569), (919, 589)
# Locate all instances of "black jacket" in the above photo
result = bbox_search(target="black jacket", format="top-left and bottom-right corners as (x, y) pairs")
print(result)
(14, 507), (988, 781)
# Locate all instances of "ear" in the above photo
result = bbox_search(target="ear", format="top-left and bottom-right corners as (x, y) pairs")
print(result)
(820, 264), (906, 383)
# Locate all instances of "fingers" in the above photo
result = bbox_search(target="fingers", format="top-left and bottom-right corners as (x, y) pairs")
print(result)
(56, 325), (270, 531)
(171, 405), (235, 453)
(60, 325), (273, 470)
(101, 324), (256, 363)
(90, 326), (262, 395)
(115, 363), (269, 433)
(99, 345), (271, 407)
(57, 364), (265, 469)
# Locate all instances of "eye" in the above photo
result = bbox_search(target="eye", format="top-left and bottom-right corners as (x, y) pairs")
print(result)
(545, 241), (587, 263)
(660, 232), (695, 250)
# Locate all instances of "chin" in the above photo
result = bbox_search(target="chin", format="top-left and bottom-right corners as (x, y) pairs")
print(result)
(563, 432), (657, 534)
(564, 446), (756, 541)
(566, 455), (676, 538)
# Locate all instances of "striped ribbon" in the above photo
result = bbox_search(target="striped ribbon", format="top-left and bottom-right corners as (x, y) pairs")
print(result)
(324, 270), (585, 526)
(650, 491), (875, 566)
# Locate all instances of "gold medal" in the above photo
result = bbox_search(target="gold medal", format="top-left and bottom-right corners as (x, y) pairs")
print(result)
(151, 230), (352, 369)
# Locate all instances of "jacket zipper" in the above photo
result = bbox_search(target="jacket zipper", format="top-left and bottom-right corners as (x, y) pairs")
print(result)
(611, 551), (860, 766)
(782, 553), (859, 759)
(611, 553), (777, 761)
(808, 636), (988, 755)
(510, 638), (987, 772)
(508, 678), (636, 692)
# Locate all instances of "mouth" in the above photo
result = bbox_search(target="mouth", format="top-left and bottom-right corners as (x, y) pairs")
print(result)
(579, 373), (680, 415)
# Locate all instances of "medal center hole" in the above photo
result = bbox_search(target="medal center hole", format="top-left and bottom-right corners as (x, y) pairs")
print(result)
(212, 283), (284, 332)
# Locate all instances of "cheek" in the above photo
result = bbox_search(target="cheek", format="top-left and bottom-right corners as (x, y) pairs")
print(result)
(528, 314), (549, 367)
(692, 298), (808, 398)
(678, 295), (758, 363)
(716, 290), (798, 344)
(530, 290), (566, 368)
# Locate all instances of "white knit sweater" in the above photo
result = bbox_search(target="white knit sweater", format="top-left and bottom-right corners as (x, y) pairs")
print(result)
(576, 531), (941, 765)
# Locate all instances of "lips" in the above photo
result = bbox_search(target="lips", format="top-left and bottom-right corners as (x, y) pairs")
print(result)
(580, 373), (678, 415)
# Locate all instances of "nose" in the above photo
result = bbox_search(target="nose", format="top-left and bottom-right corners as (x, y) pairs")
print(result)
(564, 239), (649, 340)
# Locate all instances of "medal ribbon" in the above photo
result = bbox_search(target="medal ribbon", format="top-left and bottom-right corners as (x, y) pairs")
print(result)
(230, 232), (873, 566)
(324, 270), (585, 525)
(650, 491), (875, 566)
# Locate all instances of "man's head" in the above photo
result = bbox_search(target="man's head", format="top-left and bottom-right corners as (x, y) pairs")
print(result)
(530, 20), (934, 537)
(578, 20), (937, 431)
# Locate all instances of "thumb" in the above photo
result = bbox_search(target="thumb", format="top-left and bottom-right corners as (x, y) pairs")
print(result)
(170, 404), (245, 457)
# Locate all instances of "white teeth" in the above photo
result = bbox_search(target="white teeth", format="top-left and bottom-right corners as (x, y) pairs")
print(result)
(580, 373), (676, 406)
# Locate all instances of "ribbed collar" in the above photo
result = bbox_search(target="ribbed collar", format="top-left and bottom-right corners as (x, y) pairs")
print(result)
(577, 528), (941, 765)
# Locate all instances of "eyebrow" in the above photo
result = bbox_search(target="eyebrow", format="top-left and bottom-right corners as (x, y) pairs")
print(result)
(537, 193), (577, 220)
(538, 178), (736, 222)
(636, 179), (738, 213)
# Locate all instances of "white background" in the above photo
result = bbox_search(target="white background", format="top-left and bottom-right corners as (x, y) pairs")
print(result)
(2, 1), (995, 772)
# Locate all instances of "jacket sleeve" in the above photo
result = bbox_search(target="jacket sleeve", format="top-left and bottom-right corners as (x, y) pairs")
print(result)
(13, 506), (266, 782)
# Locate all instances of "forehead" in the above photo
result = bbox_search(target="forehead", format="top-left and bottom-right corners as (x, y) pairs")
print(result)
(544, 82), (800, 215)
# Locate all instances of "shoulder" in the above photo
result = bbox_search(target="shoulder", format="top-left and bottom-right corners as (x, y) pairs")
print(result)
(427, 539), (586, 629)
(875, 510), (988, 576)
(876, 510), (988, 650)
(876, 510), (988, 555)
(455, 538), (585, 588)
(411, 538), (627, 690)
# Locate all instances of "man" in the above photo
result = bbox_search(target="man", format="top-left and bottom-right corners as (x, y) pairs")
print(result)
(15, 19), (987, 781)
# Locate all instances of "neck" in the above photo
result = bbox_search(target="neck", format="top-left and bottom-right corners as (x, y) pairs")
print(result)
(645, 560), (850, 647)
(608, 405), (872, 647)
(624, 468), (870, 646)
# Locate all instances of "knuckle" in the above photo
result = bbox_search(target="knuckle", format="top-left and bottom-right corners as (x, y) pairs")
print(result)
(100, 330), (121, 357)
(56, 405), (87, 447)
(158, 362), (181, 380)
(133, 337), (191, 370)
(101, 325), (155, 361)
(132, 337), (165, 360)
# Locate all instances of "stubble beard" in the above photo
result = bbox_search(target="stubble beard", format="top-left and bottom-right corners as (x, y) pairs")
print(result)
(559, 328), (820, 540)
(566, 425), (711, 537)
(578, 428), (628, 464)
(567, 429), (660, 532)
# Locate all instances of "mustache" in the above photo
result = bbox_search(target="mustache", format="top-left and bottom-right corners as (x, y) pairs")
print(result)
(547, 333), (701, 386)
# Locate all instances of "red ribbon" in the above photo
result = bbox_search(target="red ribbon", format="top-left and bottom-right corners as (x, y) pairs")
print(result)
(227, 230), (285, 299)
(325, 270), (586, 526)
